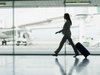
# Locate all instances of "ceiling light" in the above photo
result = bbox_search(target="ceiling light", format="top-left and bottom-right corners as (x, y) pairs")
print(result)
(65, 1), (91, 5)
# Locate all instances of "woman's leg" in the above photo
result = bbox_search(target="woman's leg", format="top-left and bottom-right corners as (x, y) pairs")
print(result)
(67, 37), (79, 55)
(55, 35), (67, 54)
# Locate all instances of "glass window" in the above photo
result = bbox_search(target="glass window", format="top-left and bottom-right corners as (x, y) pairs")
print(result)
(65, 7), (100, 54)
(0, 2), (13, 54)
(14, 7), (65, 54)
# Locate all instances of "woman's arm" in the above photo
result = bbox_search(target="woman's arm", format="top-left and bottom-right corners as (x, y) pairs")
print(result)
(55, 29), (63, 34)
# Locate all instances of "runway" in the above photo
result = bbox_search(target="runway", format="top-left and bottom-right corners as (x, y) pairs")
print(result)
(0, 55), (100, 75)
(0, 45), (100, 54)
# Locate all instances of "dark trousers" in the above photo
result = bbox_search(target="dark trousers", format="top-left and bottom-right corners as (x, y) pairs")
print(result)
(55, 35), (79, 55)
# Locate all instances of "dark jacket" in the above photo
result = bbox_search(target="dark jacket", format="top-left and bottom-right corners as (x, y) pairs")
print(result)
(62, 20), (71, 37)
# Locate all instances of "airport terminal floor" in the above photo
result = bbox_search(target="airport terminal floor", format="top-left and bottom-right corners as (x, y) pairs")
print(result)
(0, 55), (100, 75)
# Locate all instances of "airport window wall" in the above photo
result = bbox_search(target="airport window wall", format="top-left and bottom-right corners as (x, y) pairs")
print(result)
(0, 1), (100, 55)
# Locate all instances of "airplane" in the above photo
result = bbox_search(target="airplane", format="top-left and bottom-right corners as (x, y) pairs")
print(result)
(0, 13), (100, 46)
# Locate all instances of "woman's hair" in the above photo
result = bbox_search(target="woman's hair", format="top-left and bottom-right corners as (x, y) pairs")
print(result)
(64, 13), (72, 25)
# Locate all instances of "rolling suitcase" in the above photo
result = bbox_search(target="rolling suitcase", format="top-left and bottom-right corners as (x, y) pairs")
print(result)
(75, 42), (90, 58)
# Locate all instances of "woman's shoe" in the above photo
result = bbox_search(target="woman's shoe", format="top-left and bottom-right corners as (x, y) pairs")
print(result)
(73, 54), (79, 58)
(53, 51), (58, 56)
(53, 53), (58, 57)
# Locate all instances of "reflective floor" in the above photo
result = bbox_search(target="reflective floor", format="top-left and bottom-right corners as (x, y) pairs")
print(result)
(0, 55), (100, 75)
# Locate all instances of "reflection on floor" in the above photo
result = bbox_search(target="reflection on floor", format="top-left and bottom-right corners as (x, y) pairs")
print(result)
(0, 55), (99, 75)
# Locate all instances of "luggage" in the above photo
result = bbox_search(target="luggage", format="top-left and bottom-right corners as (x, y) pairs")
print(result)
(75, 42), (90, 58)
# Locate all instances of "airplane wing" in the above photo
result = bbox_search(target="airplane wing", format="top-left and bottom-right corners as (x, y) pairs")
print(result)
(18, 16), (63, 28)
(18, 13), (100, 29)
(76, 13), (100, 17)
(0, 27), (26, 39)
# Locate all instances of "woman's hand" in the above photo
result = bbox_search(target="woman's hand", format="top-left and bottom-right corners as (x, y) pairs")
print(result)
(55, 30), (63, 34)
(55, 31), (59, 34)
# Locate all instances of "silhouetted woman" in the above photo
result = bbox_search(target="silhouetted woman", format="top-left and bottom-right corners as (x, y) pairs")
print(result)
(54, 13), (79, 57)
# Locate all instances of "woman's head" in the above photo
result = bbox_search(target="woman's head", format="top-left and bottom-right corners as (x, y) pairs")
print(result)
(64, 13), (70, 20)
(64, 13), (72, 25)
